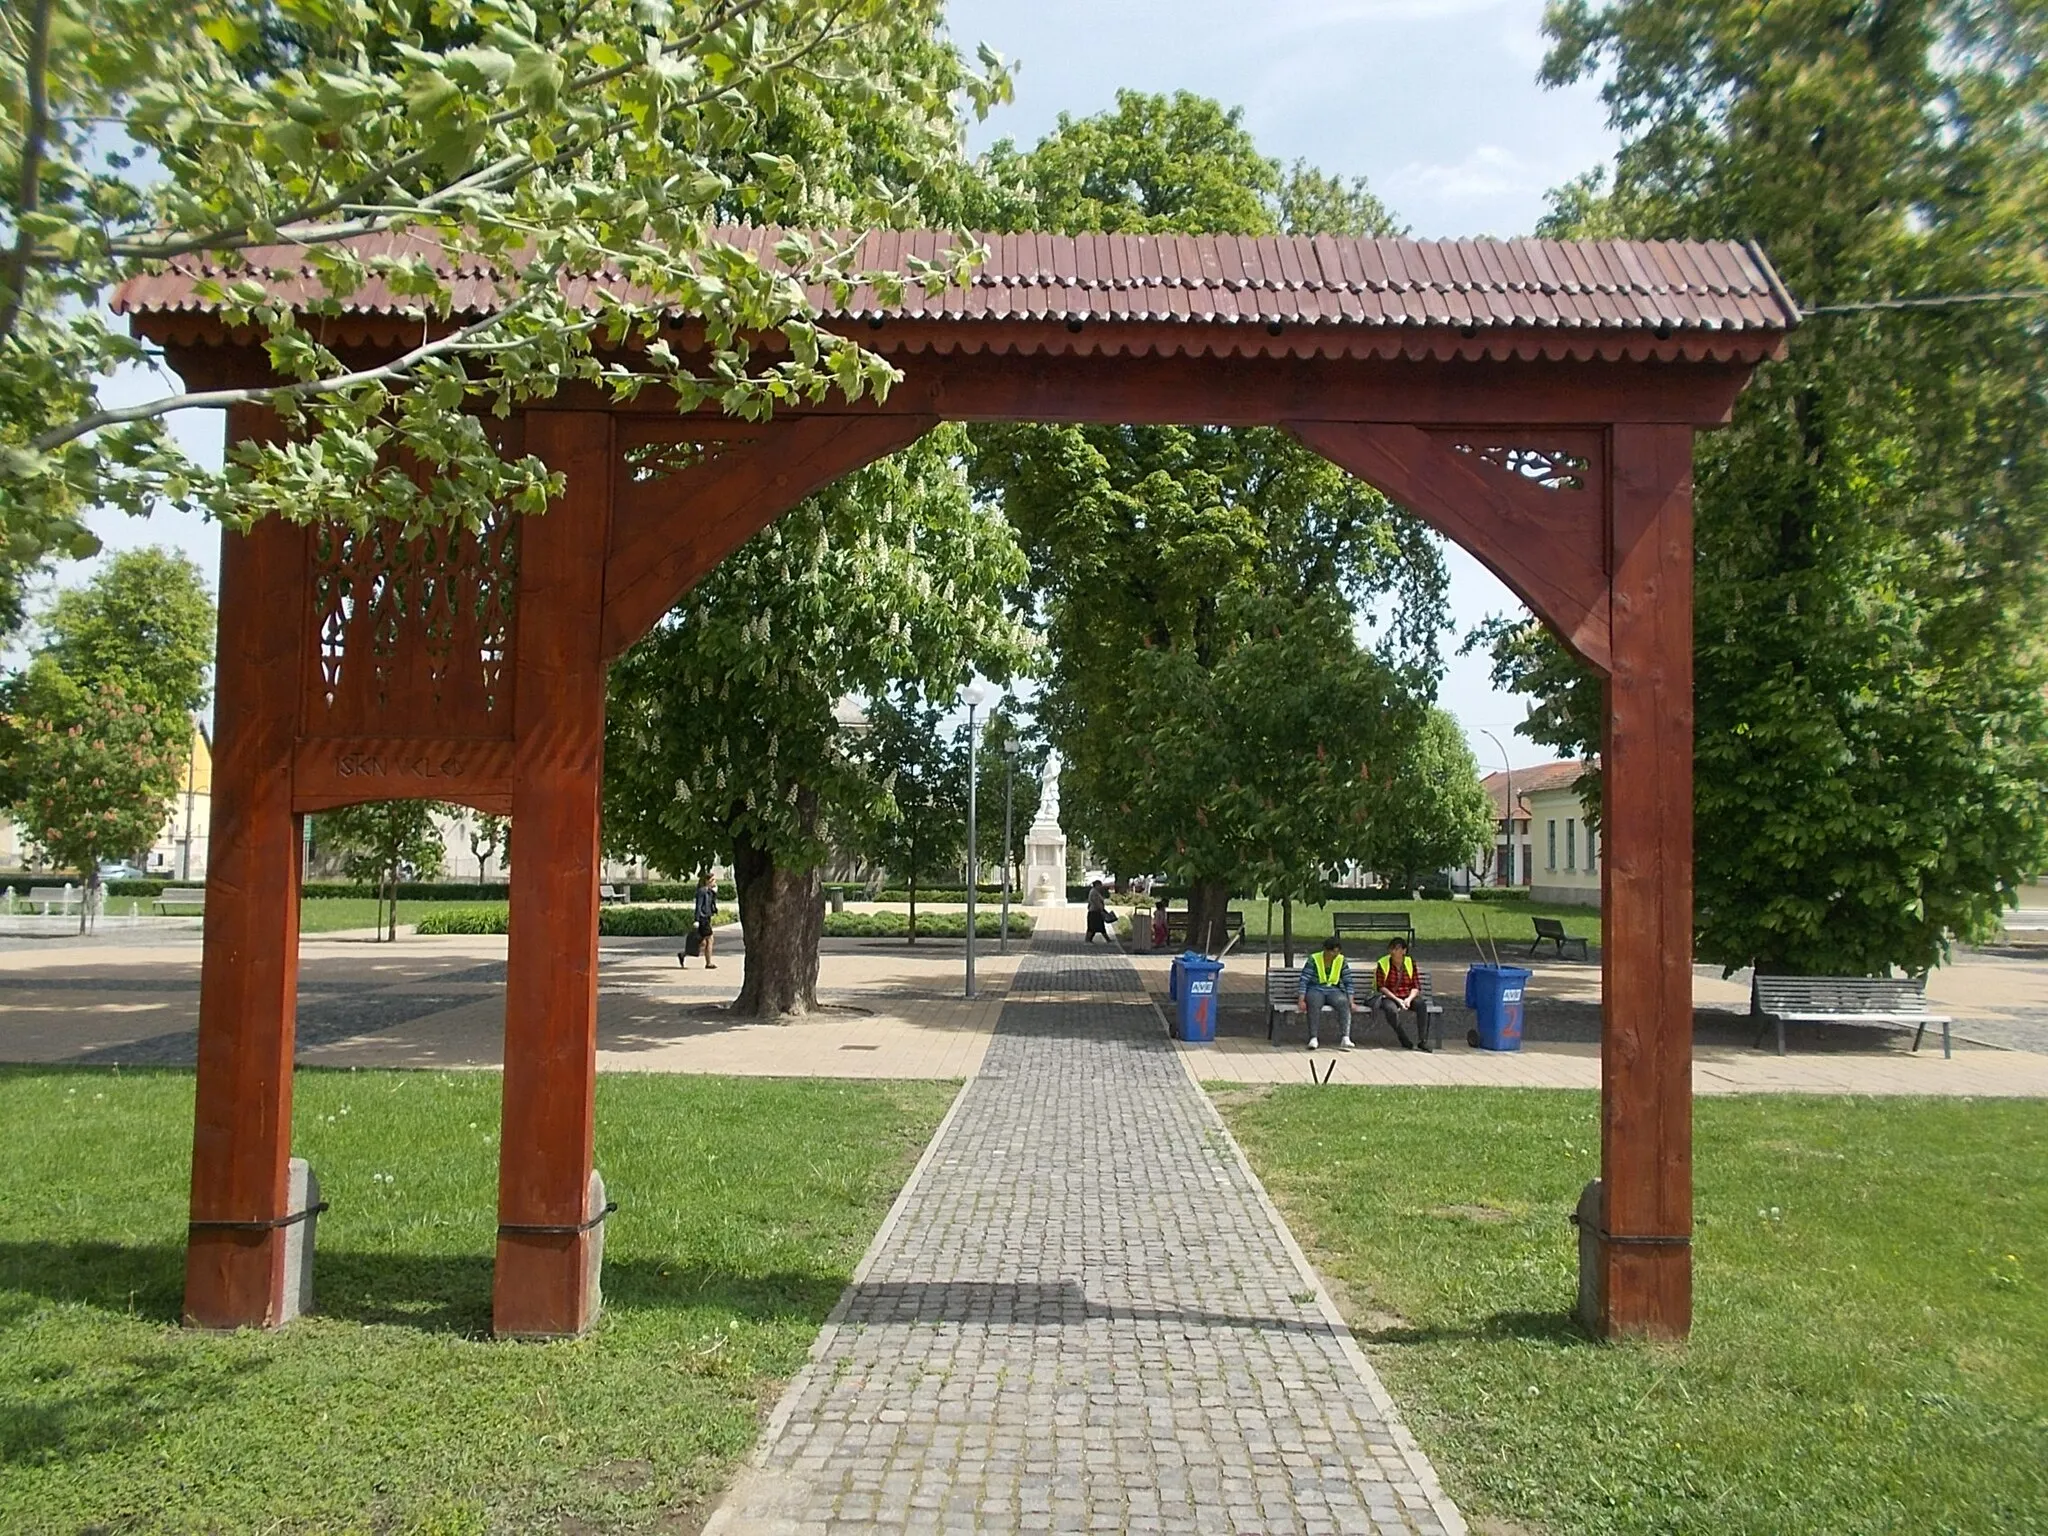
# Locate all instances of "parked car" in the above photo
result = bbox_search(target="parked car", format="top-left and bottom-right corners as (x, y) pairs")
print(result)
(96, 861), (147, 881)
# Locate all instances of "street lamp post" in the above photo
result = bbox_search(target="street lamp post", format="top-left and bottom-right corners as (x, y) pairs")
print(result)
(1000, 738), (1018, 955)
(1480, 728), (1514, 888)
(963, 682), (987, 998)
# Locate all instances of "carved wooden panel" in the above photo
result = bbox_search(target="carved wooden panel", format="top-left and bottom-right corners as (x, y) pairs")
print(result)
(301, 515), (519, 741)
(1434, 430), (1605, 503)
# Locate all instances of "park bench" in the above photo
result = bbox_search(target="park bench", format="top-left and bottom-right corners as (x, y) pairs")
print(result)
(1265, 964), (1443, 1049)
(1528, 915), (1589, 961)
(1332, 910), (1416, 949)
(152, 887), (207, 914)
(1750, 974), (1952, 1059)
(598, 883), (628, 905)
(1163, 910), (1244, 951)
(27, 885), (80, 916)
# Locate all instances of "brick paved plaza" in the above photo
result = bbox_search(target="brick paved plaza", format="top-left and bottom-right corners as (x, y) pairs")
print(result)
(707, 917), (1465, 1535)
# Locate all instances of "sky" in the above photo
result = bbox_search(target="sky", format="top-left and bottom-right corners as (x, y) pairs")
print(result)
(61, 0), (1618, 771)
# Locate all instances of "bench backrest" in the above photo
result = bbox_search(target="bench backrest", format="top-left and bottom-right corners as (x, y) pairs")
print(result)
(159, 888), (207, 904)
(1164, 911), (1244, 943)
(1532, 916), (1569, 938)
(28, 886), (75, 903)
(1753, 975), (1927, 1016)
(1333, 911), (1412, 934)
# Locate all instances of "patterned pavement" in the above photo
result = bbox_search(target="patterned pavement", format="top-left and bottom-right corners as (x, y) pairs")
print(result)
(706, 916), (1463, 1536)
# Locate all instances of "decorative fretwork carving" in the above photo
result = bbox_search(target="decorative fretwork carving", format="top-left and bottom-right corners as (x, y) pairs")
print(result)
(620, 427), (767, 484)
(305, 516), (518, 737)
(1451, 443), (1591, 493)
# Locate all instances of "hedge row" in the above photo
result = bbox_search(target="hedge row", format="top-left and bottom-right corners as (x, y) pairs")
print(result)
(824, 910), (1032, 940)
(413, 905), (737, 937)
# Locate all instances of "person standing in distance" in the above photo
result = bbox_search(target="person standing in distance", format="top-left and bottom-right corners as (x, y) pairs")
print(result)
(691, 872), (719, 968)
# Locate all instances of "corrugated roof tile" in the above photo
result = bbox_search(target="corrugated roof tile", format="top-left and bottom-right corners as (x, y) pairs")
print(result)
(110, 225), (1797, 338)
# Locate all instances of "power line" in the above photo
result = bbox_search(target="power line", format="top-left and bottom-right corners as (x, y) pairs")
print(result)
(1802, 288), (2048, 315)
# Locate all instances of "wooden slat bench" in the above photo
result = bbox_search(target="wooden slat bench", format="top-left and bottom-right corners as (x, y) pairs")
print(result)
(1266, 965), (1444, 1048)
(152, 887), (207, 913)
(1332, 910), (1415, 949)
(1751, 975), (1952, 1059)
(1163, 910), (1243, 951)
(598, 883), (628, 905)
(27, 885), (80, 915)
(1528, 915), (1589, 960)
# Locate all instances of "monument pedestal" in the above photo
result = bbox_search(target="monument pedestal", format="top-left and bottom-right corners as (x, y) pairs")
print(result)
(1023, 829), (1067, 907)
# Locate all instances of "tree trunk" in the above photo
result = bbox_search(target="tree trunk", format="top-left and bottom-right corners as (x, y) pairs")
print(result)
(908, 861), (918, 945)
(1282, 897), (1295, 969)
(731, 817), (823, 1019)
(1187, 878), (1232, 955)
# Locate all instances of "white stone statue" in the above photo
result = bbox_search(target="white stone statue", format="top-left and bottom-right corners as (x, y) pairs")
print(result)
(1023, 749), (1068, 906)
(1036, 750), (1062, 827)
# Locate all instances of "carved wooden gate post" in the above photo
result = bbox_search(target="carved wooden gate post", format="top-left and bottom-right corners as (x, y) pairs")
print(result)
(493, 409), (615, 1338)
(1594, 423), (1697, 1338)
(185, 405), (309, 1329)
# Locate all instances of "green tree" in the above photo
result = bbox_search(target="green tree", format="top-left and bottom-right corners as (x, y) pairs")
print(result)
(1489, 0), (2048, 975)
(603, 428), (1029, 1015)
(1100, 591), (1415, 926)
(8, 676), (180, 928)
(315, 800), (447, 941)
(1, 0), (1011, 603)
(859, 690), (966, 941)
(35, 547), (214, 717)
(975, 698), (1046, 898)
(968, 92), (1445, 950)
(1, 546), (214, 869)
(465, 811), (508, 885)
(1363, 708), (1497, 892)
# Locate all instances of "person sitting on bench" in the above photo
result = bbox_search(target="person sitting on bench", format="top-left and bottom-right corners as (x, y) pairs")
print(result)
(1298, 935), (1354, 1051)
(1373, 937), (1422, 1050)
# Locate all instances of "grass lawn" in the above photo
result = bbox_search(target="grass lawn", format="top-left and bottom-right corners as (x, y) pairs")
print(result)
(0, 1067), (955, 1533)
(1217, 1086), (2048, 1534)
(297, 896), (507, 933)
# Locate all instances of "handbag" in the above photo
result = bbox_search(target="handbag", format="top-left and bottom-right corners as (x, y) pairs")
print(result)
(683, 928), (702, 958)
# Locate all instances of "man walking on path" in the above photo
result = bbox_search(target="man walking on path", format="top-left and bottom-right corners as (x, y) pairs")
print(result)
(1300, 934), (1354, 1050)
(1374, 936), (1423, 1050)
(690, 873), (719, 968)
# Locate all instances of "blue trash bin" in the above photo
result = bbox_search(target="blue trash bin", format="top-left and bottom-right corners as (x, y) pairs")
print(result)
(1171, 951), (1223, 1043)
(1463, 963), (1530, 1051)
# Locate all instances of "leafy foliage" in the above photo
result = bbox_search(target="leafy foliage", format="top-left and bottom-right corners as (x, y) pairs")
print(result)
(0, 0), (1012, 600)
(1490, 0), (2048, 974)
(31, 546), (214, 717)
(312, 799), (447, 941)
(7, 677), (180, 924)
(967, 94), (1446, 915)
(0, 547), (213, 887)
(1364, 707), (1498, 889)
(856, 690), (965, 940)
(603, 427), (1029, 1008)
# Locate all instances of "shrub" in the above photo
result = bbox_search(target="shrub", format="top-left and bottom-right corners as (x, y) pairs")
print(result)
(412, 904), (735, 937)
(1469, 886), (1531, 904)
(822, 910), (1031, 940)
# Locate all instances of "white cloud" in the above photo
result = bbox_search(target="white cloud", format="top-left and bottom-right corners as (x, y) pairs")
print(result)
(1387, 142), (1544, 206)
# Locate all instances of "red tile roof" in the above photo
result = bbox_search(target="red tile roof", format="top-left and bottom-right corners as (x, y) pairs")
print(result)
(1481, 762), (1590, 819)
(111, 226), (1799, 345)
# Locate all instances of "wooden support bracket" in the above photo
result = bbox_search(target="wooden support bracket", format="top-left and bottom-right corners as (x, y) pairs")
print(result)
(1285, 420), (1613, 674)
(600, 413), (936, 658)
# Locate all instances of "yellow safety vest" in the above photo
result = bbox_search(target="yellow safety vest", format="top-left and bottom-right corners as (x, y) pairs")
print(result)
(1312, 951), (1345, 986)
(1375, 954), (1416, 990)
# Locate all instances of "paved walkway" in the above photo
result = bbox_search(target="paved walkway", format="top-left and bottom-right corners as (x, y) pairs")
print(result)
(706, 913), (1464, 1536)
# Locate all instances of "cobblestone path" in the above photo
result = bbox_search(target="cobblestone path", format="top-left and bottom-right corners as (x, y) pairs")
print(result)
(707, 923), (1464, 1536)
